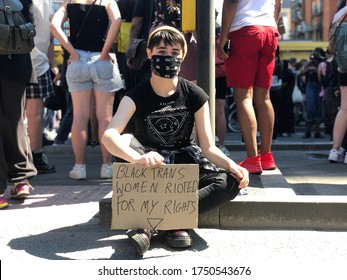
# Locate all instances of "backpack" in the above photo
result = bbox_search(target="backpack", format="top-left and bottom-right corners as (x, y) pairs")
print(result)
(334, 22), (347, 73)
(0, 0), (36, 55)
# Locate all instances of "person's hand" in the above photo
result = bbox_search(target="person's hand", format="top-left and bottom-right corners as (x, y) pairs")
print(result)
(100, 52), (115, 64)
(217, 36), (230, 60)
(136, 151), (165, 167)
(229, 164), (249, 189)
(68, 52), (79, 64)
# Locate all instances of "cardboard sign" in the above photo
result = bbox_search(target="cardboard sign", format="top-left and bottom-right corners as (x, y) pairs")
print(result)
(111, 163), (199, 231)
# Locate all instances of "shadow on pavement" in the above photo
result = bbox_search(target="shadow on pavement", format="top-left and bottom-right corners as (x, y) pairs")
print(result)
(8, 220), (209, 260)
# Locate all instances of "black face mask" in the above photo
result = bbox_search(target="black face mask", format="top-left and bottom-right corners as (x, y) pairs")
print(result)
(151, 55), (182, 79)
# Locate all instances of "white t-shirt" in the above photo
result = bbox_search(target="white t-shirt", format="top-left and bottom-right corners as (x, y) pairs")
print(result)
(230, 0), (277, 32)
(30, 0), (54, 77)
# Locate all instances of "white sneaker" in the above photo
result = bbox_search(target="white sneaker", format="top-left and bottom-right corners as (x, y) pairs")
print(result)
(69, 164), (87, 180)
(328, 147), (345, 162)
(238, 188), (248, 196)
(100, 163), (113, 179)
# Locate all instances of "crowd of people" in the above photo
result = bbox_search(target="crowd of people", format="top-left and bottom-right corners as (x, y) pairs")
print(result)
(0, 0), (346, 256)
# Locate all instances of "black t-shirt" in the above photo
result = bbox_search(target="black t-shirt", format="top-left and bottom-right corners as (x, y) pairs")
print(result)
(126, 77), (208, 150)
(117, 0), (136, 22)
(133, 0), (155, 40)
(67, 4), (109, 52)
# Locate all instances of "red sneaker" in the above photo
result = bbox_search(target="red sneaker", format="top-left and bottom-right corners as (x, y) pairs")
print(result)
(261, 152), (277, 170)
(238, 155), (262, 174)
(0, 196), (9, 209)
(10, 182), (32, 199)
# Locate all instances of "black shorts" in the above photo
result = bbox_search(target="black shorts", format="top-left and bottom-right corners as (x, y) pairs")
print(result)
(339, 72), (347, 86)
(215, 76), (228, 100)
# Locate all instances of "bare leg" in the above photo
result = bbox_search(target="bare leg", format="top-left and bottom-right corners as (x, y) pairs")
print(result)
(89, 90), (99, 145)
(253, 86), (274, 155)
(233, 87), (258, 157)
(25, 98), (44, 152)
(332, 86), (347, 149)
(215, 99), (226, 146)
(70, 89), (92, 164)
(94, 90), (115, 165)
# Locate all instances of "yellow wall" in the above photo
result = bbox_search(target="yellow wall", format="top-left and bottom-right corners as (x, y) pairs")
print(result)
(278, 40), (328, 61)
(55, 41), (329, 67)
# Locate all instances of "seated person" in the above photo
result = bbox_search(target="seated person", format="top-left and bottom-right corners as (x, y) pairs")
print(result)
(102, 26), (249, 257)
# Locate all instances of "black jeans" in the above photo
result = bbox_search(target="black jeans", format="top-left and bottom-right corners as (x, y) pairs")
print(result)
(0, 79), (37, 192)
(198, 169), (239, 213)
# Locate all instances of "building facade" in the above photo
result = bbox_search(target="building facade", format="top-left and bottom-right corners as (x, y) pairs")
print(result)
(290, 0), (338, 41)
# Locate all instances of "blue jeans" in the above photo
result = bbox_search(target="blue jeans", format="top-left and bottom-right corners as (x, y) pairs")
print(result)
(305, 82), (322, 122)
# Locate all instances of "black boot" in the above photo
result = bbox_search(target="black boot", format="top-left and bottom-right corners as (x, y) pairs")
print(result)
(302, 131), (311, 138)
(32, 152), (56, 174)
(302, 121), (313, 139)
(42, 134), (54, 146)
(314, 121), (324, 138)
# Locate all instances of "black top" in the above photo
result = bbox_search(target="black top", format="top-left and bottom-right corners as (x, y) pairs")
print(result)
(126, 77), (208, 150)
(0, 0), (32, 82)
(304, 61), (320, 85)
(67, 3), (109, 52)
(117, 0), (136, 22)
(132, 0), (155, 40)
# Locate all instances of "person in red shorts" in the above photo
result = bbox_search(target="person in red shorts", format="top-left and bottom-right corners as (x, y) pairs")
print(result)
(218, 0), (282, 174)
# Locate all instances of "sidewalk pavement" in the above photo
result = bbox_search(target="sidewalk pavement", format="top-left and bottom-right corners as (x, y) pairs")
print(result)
(1, 129), (347, 263)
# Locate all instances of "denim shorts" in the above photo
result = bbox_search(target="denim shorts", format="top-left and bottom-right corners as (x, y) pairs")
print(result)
(66, 49), (124, 93)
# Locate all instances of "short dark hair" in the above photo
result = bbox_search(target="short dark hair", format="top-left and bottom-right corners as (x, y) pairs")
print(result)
(147, 26), (187, 59)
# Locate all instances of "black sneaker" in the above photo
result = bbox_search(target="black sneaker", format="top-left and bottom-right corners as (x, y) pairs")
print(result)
(32, 152), (56, 174)
(302, 132), (311, 139)
(42, 134), (54, 146)
(314, 132), (324, 139)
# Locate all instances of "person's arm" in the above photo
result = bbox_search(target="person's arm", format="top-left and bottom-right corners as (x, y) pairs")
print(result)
(129, 16), (144, 40)
(101, 96), (165, 166)
(48, 33), (55, 69)
(126, 0), (146, 69)
(100, 0), (122, 61)
(50, 1), (79, 62)
(317, 61), (326, 84)
(274, 0), (282, 23)
(128, 0), (147, 40)
(217, 0), (239, 60)
(194, 102), (249, 189)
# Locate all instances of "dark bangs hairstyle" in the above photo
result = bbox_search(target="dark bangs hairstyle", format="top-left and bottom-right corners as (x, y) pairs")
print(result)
(147, 26), (187, 59)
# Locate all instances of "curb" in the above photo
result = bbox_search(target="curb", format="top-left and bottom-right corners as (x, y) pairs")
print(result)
(98, 168), (347, 230)
(43, 142), (331, 155)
